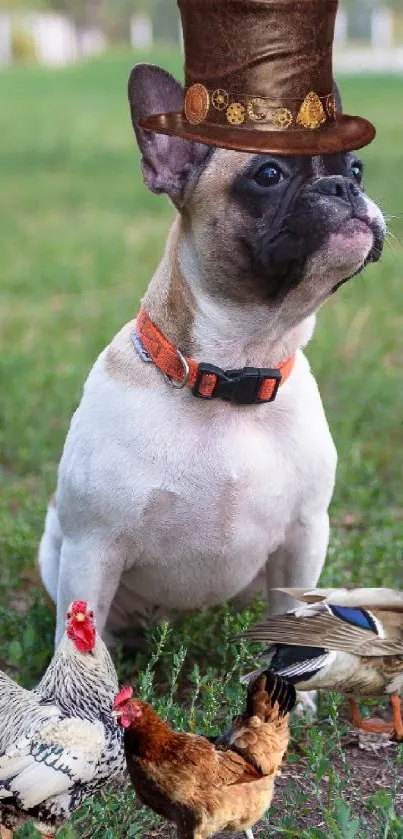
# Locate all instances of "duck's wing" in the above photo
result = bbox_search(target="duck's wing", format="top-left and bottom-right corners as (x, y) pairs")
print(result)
(241, 606), (403, 656)
(275, 587), (403, 611)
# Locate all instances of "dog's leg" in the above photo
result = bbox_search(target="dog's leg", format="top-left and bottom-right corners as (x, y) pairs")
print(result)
(232, 567), (267, 610)
(265, 512), (330, 615)
(55, 537), (125, 647)
(265, 512), (330, 717)
(38, 496), (63, 603)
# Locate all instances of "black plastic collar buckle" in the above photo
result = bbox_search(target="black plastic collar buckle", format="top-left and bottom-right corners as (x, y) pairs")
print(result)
(192, 363), (282, 405)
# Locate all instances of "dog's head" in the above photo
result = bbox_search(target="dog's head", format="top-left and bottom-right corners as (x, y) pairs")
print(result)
(129, 65), (385, 327)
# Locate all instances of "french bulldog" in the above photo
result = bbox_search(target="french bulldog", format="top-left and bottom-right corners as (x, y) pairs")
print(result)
(38, 64), (385, 650)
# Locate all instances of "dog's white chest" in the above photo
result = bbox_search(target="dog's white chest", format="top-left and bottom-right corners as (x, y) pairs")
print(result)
(127, 413), (292, 606)
(58, 349), (335, 613)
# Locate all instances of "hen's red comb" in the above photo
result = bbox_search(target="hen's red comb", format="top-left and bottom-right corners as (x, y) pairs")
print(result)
(113, 685), (134, 710)
(68, 600), (89, 616)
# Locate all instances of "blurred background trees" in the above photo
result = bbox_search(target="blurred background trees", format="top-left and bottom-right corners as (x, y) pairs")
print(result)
(0, 0), (178, 40)
(0, 0), (401, 66)
(0, 0), (400, 44)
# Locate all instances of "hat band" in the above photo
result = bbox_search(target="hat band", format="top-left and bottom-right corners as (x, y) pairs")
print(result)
(184, 85), (337, 131)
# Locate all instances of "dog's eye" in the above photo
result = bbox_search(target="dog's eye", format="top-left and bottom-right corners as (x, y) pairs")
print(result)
(253, 163), (283, 188)
(350, 160), (363, 185)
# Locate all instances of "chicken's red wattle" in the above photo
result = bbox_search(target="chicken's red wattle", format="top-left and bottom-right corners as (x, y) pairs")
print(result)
(67, 620), (96, 653)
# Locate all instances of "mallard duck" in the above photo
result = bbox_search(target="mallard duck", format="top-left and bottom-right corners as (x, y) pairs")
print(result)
(239, 587), (403, 740)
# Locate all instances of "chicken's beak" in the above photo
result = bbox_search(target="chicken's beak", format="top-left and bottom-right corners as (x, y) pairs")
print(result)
(111, 709), (122, 719)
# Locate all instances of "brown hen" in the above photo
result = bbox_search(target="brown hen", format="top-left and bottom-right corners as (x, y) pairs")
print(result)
(113, 671), (295, 839)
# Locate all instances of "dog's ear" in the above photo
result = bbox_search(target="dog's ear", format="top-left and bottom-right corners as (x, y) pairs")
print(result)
(333, 81), (342, 114)
(128, 64), (210, 207)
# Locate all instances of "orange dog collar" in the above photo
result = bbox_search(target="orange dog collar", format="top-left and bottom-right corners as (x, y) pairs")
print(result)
(135, 306), (295, 405)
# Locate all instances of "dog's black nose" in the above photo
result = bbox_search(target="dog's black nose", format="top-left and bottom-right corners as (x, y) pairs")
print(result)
(313, 175), (360, 202)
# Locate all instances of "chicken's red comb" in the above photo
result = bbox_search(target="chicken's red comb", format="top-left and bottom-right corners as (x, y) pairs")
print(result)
(113, 685), (134, 710)
(68, 600), (89, 616)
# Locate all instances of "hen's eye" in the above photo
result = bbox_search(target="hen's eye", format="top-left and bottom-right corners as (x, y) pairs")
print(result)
(253, 163), (283, 187)
(88, 610), (94, 618)
(351, 161), (363, 185)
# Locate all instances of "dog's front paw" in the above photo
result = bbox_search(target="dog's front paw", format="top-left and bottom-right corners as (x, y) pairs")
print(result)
(294, 689), (317, 720)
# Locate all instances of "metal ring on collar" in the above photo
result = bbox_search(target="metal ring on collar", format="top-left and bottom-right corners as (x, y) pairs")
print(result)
(164, 349), (190, 389)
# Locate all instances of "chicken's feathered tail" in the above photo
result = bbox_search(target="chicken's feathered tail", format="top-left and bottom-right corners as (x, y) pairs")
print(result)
(215, 672), (295, 778)
(245, 671), (296, 723)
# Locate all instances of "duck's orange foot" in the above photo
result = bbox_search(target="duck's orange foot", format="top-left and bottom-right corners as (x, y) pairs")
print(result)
(357, 717), (394, 736)
(348, 698), (393, 736)
(349, 697), (403, 741)
(390, 695), (403, 741)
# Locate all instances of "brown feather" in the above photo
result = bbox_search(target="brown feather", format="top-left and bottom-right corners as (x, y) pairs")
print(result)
(215, 749), (261, 785)
(120, 676), (293, 839)
(242, 613), (403, 656)
(214, 673), (295, 777)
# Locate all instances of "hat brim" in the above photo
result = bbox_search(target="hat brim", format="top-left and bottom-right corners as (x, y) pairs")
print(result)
(139, 113), (375, 156)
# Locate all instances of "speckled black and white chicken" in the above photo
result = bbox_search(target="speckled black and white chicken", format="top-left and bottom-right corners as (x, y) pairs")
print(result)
(0, 600), (126, 838)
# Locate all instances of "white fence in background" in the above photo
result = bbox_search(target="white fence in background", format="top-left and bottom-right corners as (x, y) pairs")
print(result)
(130, 14), (153, 49)
(335, 46), (403, 72)
(1, 11), (107, 66)
(335, 9), (348, 46)
(0, 6), (401, 70)
(0, 13), (11, 65)
(31, 15), (107, 64)
(371, 8), (394, 48)
(77, 27), (107, 58)
(30, 14), (77, 65)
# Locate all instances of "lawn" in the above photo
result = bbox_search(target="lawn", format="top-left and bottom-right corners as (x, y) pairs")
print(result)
(1, 50), (403, 838)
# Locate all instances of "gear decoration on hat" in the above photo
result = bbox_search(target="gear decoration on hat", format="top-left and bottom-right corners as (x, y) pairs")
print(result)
(212, 89), (229, 111)
(325, 93), (337, 119)
(226, 103), (246, 125)
(274, 107), (294, 129)
(184, 84), (210, 125)
(247, 98), (269, 122)
(296, 91), (326, 130)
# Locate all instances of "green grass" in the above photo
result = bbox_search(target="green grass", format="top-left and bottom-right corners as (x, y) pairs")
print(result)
(1, 50), (403, 837)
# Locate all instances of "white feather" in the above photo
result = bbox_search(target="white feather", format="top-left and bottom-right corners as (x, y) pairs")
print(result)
(277, 651), (336, 679)
(0, 718), (105, 809)
(366, 610), (385, 638)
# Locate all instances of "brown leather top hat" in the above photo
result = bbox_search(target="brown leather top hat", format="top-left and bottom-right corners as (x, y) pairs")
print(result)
(140, 0), (375, 155)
